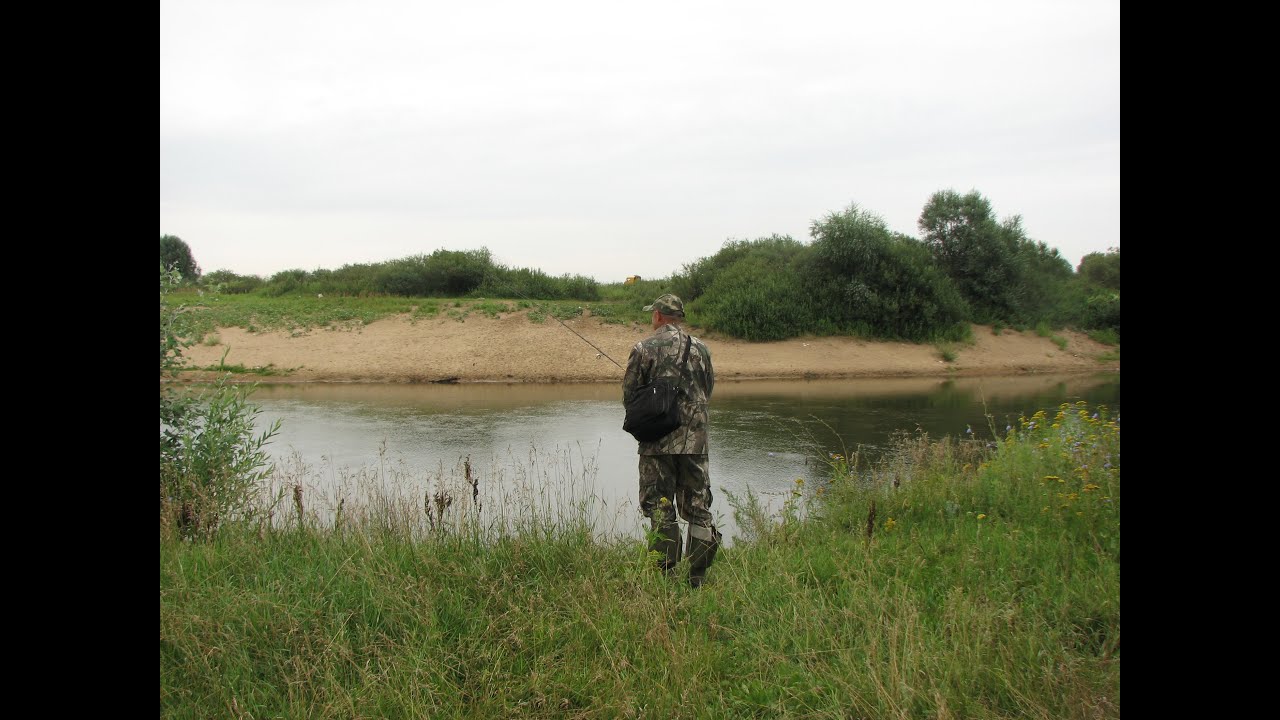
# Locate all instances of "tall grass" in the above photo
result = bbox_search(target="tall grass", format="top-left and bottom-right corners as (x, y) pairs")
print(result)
(161, 404), (1119, 718)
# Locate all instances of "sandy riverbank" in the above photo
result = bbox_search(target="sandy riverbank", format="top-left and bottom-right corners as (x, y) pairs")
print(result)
(179, 310), (1118, 384)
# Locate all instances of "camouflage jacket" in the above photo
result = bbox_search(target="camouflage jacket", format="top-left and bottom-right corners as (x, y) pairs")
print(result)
(622, 323), (714, 455)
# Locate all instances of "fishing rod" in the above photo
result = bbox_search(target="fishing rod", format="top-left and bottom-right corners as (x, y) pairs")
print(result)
(498, 286), (626, 371)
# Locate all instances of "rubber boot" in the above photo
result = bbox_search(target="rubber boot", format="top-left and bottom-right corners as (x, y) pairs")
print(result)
(686, 525), (720, 588)
(651, 521), (683, 574)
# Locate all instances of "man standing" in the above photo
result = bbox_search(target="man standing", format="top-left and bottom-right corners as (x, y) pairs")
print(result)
(622, 293), (720, 588)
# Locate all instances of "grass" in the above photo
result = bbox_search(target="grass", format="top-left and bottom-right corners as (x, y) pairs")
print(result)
(161, 404), (1120, 719)
(1051, 335), (1069, 351)
(1088, 328), (1119, 346)
(1096, 349), (1120, 364)
(163, 290), (657, 338)
(188, 362), (288, 376)
(937, 344), (959, 362)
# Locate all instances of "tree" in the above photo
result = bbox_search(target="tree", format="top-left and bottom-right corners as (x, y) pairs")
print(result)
(808, 204), (969, 341)
(160, 234), (201, 281)
(918, 190), (1023, 324)
(1077, 247), (1120, 291)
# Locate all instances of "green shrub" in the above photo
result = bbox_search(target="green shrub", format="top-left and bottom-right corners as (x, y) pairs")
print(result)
(807, 204), (969, 341)
(1084, 292), (1120, 335)
(160, 267), (279, 540)
(672, 235), (805, 303)
(695, 257), (810, 341)
(202, 269), (263, 295)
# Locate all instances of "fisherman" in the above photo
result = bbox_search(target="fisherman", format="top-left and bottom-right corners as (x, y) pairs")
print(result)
(622, 294), (720, 587)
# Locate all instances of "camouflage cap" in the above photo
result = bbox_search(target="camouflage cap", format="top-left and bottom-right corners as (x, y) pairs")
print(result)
(643, 293), (685, 317)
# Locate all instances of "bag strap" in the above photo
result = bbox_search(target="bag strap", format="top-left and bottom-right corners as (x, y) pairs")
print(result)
(676, 333), (692, 391)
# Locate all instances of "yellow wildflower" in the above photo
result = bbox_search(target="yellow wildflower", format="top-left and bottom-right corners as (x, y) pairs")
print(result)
(977, 513), (987, 520)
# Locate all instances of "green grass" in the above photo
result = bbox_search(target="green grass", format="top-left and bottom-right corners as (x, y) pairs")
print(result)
(188, 362), (288, 376)
(1088, 328), (1119, 346)
(1051, 335), (1069, 351)
(163, 290), (420, 337)
(1096, 349), (1120, 364)
(164, 291), (657, 337)
(937, 344), (959, 362)
(161, 404), (1120, 719)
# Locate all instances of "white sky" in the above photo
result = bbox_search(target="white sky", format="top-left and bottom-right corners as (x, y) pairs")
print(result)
(160, 0), (1119, 282)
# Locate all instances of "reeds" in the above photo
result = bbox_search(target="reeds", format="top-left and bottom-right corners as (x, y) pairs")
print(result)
(161, 404), (1120, 719)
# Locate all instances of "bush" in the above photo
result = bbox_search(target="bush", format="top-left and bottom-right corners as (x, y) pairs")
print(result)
(694, 257), (810, 341)
(202, 269), (264, 295)
(808, 204), (969, 341)
(1084, 292), (1121, 335)
(160, 267), (279, 539)
(672, 235), (805, 303)
(476, 266), (600, 301)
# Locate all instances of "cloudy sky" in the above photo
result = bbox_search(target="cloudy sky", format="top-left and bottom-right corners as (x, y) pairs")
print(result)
(160, 0), (1119, 282)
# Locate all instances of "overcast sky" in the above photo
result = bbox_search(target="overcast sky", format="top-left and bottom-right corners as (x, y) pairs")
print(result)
(160, 0), (1119, 283)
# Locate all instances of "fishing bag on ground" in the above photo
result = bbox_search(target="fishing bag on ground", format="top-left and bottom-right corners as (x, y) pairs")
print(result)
(623, 336), (691, 442)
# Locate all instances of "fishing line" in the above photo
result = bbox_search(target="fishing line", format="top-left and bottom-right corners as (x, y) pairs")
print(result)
(498, 286), (626, 371)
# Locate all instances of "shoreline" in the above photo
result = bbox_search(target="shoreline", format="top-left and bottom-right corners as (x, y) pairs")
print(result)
(178, 312), (1120, 385)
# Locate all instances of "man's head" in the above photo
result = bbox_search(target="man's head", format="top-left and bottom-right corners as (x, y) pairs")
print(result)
(643, 293), (685, 329)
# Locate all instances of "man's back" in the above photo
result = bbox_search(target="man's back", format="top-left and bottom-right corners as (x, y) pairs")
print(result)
(623, 323), (714, 455)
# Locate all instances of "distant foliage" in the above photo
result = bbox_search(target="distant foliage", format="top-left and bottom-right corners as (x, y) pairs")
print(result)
(1083, 292), (1121, 336)
(160, 235), (201, 282)
(202, 269), (264, 294)
(806, 205), (969, 341)
(694, 255), (810, 341)
(477, 266), (600, 301)
(672, 234), (805, 303)
(918, 190), (1077, 328)
(599, 277), (676, 307)
(246, 247), (599, 301)
(1078, 247), (1120, 291)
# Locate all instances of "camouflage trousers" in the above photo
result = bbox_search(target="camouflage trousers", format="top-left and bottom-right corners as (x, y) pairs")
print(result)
(638, 454), (718, 542)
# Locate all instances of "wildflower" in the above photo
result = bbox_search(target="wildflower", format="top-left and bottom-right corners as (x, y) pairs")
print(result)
(659, 497), (671, 507)
(1083, 483), (1100, 492)
(977, 513), (987, 520)
(795, 478), (805, 486)
(966, 425), (973, 435)
(884, 517), (897, 531)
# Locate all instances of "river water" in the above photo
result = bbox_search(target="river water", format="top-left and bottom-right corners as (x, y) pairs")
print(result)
(246, 372), (1119, 542)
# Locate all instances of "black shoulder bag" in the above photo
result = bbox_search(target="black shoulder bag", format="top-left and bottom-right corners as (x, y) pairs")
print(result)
(623, 335), (692, 442)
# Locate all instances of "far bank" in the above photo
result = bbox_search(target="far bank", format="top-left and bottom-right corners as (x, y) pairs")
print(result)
(179, 311), (1120, 384)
